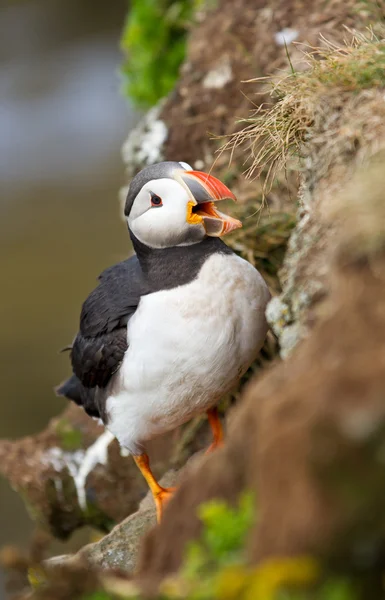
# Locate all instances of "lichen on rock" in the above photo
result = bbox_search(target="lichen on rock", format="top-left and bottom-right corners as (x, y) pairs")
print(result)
(121, 103), (168, 178)
(0, 406), (150, 538)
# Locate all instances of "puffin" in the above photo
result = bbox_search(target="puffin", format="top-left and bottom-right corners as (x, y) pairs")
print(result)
(57, 161), (271, 521)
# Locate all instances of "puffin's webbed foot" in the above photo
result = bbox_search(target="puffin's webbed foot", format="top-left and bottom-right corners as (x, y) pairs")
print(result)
(205, 406), (224, 454)
(133, 407), (224, 521)
(133, 453), (175, 522)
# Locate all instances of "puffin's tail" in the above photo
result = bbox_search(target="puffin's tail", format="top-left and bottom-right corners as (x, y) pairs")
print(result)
(55, 374), (83, 404)
(55, 375), (100, 419)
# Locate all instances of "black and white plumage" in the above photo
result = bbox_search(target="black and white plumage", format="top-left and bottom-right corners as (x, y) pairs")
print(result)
(57, 161), (270, 515)
(59, 236), (234, 422)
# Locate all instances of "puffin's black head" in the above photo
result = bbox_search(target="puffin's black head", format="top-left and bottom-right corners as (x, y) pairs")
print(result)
(124, 161), (241, 249)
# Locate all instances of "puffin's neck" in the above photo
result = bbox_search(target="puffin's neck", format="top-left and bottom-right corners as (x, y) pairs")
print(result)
(129, 231), (233, 291)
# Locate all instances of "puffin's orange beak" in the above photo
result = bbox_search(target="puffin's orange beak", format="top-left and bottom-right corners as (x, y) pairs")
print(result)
(177, 170), (242, 237)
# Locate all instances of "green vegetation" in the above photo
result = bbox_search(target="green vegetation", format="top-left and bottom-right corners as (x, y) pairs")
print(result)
(160, 494), (322, 600)
(21, 493), (370, 600)
(55, 418), (83, 451)
(302, 37), (385, 90)
(183, 493), (255, 576)
(80, 496), (355, 600)
(121, 0), (205, 107)
(78, 491), (359, 600)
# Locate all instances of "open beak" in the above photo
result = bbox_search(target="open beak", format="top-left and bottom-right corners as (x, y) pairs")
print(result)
(177, 170), (242, 237)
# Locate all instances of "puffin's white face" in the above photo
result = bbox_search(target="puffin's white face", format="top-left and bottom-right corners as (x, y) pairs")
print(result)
(128, 178), (205, 248)
(126, 166), (242, 249)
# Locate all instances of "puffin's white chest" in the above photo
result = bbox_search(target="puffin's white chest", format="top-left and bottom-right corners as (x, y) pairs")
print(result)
(105, 253), (270, 453)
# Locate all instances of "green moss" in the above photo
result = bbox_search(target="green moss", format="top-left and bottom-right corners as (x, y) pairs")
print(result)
(82, 501), (115, 533)
(308, 43), (385, 91)
(55, 418), (83, 451)
(120, 0), (206, 108)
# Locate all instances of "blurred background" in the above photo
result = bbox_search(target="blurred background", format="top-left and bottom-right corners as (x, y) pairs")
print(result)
(0, 0), (139, 592)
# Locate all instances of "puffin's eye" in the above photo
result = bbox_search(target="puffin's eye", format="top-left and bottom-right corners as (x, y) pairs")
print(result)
(151, 194), (163, 207)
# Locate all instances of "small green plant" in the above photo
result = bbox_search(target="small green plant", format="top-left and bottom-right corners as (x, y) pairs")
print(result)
(121, 0), (203, 108)
(184, 492), (255, 577)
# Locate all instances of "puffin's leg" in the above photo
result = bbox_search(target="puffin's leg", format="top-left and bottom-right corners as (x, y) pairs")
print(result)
(133, 453), (175, 522)
(205, 406), (224, 454)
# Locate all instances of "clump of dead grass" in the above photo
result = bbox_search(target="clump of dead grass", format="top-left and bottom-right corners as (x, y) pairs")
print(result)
(223, 30), (385, 193)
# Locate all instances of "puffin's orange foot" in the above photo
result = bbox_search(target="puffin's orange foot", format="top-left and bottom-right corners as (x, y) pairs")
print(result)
(133, 454), (176, 523)
(205, 407), (224, 454)
(154, 486), (176, 522)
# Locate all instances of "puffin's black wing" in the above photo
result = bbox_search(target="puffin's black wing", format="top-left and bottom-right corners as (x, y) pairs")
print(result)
(71, 328), (128, 388)
(71, 255), (149, 389)
(56, 374), (101, 418)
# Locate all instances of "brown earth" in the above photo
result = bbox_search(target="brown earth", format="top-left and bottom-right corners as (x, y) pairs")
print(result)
(160, 0), (381, 168)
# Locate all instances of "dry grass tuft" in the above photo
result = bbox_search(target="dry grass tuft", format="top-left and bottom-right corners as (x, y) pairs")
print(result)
(222, 30), (385, 194)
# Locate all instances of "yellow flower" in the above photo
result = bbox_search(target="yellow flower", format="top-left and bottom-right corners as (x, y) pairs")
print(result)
(215, 565), (251, 600)
(245, 556), (320, 600)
